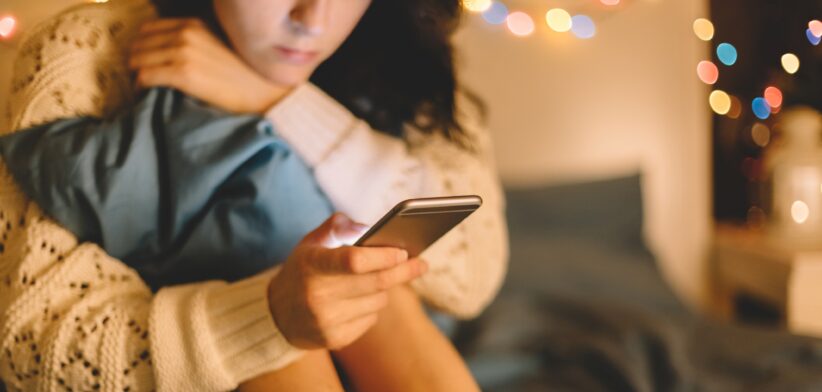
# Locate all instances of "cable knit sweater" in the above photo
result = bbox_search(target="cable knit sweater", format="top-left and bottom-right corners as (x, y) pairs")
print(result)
(0, 0), (509, 391)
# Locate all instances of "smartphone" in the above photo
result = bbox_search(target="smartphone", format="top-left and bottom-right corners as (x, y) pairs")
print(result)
(354, 195), (482, 257)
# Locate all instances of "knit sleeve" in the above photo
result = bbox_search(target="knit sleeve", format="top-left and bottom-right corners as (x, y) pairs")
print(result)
(266, 84), (509, 318)
(0, 198), (303, 392)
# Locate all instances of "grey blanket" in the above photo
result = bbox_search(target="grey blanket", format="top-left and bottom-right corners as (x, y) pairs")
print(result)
(457, 176), (822, 391)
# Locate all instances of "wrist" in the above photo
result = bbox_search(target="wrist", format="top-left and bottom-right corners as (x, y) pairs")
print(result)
(255, 82), (292, 114)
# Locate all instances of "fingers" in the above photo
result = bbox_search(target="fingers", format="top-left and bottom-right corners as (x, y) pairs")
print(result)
(325, 313), (379, 350)
(128, 46), (181, 70)
(302, 213), (368, 248)
(338, 258), (428, 297)
(312, 246), (408, 275)
(301, 213), (346, 245)
(133, 63), (188, 91)
(316, 291), (388, 329)
(129, 18), (208, 66)
(130, 32), (179, 53)
(329, 220), (370, 247)
(137, 18), (203, 35)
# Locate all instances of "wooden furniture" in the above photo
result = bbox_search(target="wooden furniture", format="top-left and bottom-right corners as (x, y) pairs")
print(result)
(711, 224), (822, 337)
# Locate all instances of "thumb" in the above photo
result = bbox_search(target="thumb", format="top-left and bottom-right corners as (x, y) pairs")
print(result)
(302, 213), (369, 248)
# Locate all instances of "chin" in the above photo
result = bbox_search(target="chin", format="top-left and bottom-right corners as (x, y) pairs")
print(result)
(263, 65), (314, 87)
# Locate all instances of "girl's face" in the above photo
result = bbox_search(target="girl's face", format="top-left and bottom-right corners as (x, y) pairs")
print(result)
(213, 0), (372, 87)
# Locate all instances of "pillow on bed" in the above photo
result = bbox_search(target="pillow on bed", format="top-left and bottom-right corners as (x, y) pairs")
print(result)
(504, 173), (645, 249)
(499, 173), (686, 315)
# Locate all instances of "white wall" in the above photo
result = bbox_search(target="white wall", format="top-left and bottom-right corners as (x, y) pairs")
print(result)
(453, 0), (713, 309)
(0, 0), (714, 308)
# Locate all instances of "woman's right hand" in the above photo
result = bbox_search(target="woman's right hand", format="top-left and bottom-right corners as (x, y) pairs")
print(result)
(267, 213), (428, 350)
(128, 18), (291, 114)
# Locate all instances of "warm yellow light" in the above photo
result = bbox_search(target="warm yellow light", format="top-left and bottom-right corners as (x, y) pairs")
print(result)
(506, 12), (534, 37)
(709, 90), (731, 115)
(462, 0), (492, 13)
(792, 200), (810, 224)
(781, 53), (800, 74)
(692, 18), (714, 41)
(545, 8), (572, 33)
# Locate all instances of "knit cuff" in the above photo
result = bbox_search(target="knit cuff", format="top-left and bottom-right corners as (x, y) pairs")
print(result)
(264, 83), (359, 166)
(150, 268), (303, 391)
(205, 267), (304, 383)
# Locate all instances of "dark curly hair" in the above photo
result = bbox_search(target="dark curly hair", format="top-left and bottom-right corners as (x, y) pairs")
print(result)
(150, 0), (484, 146)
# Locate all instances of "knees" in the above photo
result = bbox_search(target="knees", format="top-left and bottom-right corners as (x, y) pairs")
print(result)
(238, 350), (344, 392)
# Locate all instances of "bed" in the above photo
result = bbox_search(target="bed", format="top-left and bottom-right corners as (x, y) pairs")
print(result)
(455, 175), (822, 391)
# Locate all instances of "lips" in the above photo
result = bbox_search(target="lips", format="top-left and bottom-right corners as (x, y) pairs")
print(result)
(274, 46), (318, 65)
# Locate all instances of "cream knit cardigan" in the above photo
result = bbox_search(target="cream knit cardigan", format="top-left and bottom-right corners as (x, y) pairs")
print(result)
(0, 0), (509, 391)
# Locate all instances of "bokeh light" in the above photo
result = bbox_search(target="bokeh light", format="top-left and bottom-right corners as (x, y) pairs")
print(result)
(727, 95), (742, 119)
(792, 200), (810, 224)
(570, 15), (596, 39)
(507, 11), (535, 36)
(764, 86), (783, 108)
(463, 0), (492, 13)
(808, 29), (821, 46)
(716, 43), (738, 66)
(545, 8), (572, 32)
(697, 61), (719, 84)
(781, 53), (800, 74)
(481, 1), (508, 25)
(810, 20), (822, 38)
(0, 15), (16, 40)
(751, 97), (771, 120)
(709, 90), (731, 115)
(692, 18), (714, 41)
(751, 123), (770, 147)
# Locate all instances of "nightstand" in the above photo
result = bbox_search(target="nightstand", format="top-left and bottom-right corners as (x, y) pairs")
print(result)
(711, 224), (822, 337)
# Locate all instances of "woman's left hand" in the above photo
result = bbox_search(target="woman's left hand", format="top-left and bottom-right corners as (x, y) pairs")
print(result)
(128, 18), (291, 114)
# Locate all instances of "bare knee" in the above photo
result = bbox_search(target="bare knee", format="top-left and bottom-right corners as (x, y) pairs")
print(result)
(238, 349), (344, 392)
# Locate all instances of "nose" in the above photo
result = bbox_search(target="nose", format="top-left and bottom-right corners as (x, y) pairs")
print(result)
(289, 0), (327, 36)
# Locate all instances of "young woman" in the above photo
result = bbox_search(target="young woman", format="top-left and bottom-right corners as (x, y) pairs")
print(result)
(0, 0), (508, 390)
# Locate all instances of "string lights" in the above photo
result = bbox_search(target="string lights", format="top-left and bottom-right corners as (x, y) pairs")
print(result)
(0, 15), (17, 41)
(696, 17), (821, 119)
(461, 0), (639, 40)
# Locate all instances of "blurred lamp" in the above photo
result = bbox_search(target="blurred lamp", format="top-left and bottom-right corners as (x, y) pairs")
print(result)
(768, 107), (822, 249)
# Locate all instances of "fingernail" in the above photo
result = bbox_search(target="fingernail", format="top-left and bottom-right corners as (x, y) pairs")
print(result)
(396, 249), (408, 263)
